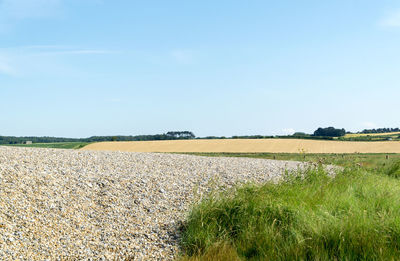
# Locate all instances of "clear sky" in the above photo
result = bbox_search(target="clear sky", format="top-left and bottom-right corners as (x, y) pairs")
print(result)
(1, 0), (399, 138)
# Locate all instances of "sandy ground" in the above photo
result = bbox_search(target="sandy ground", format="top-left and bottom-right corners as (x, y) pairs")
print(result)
(81, 139), (400, 154)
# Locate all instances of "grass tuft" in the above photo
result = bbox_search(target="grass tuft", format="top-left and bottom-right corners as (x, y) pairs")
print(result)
(383, 160), (400, 179)
(180, 162), (400, 260)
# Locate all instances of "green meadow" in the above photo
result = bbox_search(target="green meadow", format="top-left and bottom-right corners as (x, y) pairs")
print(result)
(179, 155), (400, 260)
(1, 142), (90, 149)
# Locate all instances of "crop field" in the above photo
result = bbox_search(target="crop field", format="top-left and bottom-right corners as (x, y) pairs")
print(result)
(81, 139), (400, 153)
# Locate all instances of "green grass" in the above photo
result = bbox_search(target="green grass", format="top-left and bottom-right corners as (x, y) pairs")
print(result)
(180, 160), (400, 260)
(1, 142), (90, 149)
(182, 152), (400, 170)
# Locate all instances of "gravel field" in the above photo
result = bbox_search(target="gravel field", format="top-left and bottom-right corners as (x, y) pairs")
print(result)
(0, 147), (314, 260)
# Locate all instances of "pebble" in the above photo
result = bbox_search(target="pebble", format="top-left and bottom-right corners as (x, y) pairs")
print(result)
(0, 146), (329, 260)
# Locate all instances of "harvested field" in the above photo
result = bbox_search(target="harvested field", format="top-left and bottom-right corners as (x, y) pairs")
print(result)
(0, 146), (311, 260)
(82, 139), (400, 154)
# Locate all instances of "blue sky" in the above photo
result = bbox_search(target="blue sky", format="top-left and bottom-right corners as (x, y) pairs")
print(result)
(1, 0), (399, 138)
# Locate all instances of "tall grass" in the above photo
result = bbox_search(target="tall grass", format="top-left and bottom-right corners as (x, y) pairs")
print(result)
(384, 160), (400, 179)
(180, 163), (400, 260)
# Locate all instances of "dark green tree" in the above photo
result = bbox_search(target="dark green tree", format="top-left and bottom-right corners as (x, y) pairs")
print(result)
(313, 127), (346, 137)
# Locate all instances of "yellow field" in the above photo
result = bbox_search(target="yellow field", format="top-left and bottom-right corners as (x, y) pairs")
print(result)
(345, 132), (400, 138)
(81, 139), (400, 154)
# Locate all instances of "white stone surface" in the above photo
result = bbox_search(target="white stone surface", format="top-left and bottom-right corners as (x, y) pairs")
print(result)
(0, 147), (314, 260)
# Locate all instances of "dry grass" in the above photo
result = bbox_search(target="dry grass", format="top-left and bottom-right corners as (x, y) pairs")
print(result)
(344, 132), (400, 138)
(81, 139), (400, 154)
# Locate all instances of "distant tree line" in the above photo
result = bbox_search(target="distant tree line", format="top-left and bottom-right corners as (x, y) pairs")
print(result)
(0, 131), (196, 144)
(0, 136), (80, 144)
(338, 135), (399, 142)
(360, 128), (400, 134)
(278, 135), (335, 140)
(197, 135), (274, 140)
(3, 127), (399, 145)
(231, 135), (274, 139)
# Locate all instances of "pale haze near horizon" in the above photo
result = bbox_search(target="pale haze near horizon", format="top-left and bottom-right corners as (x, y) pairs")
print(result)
(0, 0), (399, 138)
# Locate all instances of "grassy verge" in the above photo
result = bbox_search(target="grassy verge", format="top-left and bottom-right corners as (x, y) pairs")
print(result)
(1, 142), (90, 149)
(180, 161), (400, 260)
(182, 152), (400, 170)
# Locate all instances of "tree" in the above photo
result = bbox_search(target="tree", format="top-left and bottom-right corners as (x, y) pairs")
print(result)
(166, 131), (195, 139)
(313, 127), (346, 137)
(293, 132), (308, 137)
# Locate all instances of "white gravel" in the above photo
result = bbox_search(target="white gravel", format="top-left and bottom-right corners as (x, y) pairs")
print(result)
(0, 146), (312, 260)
